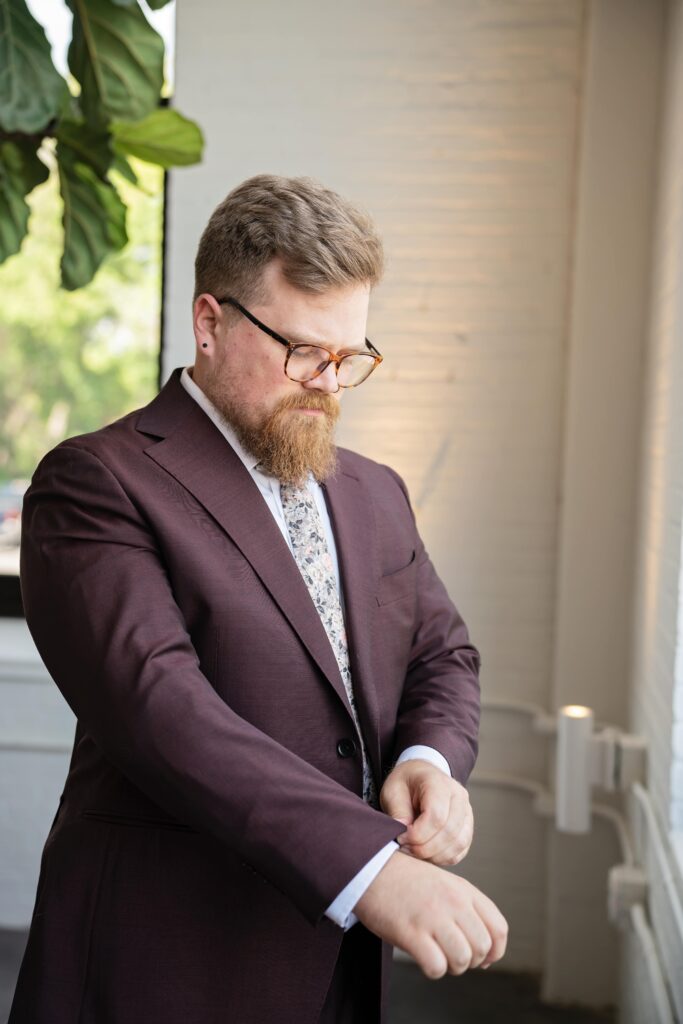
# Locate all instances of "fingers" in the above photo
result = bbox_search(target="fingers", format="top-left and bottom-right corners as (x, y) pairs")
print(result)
(471, 890), (509, 966)
(399, 791), (453, 847)
(354, 852), (508, 982)
(397, 789), (451, 848)
(384, 764), (474, 867)
(413, 914), (495, 979)
(434, 806), (474, 866)
(449, 810), (475, 865)
(408, 877), (507, 980)
(411, 935), (449, 980)
(401, 797), (474, 865)
(380, 785), (416, 827)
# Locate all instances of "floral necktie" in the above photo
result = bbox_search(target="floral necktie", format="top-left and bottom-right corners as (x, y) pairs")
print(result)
(280, 481), (378, 808)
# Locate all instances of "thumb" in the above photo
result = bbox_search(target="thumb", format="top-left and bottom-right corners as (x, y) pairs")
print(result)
(381, 782), (416, 832)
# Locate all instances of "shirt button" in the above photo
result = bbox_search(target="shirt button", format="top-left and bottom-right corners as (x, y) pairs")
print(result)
(336, 738), (357, 758)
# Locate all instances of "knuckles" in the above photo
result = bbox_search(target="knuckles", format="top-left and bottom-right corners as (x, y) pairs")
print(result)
(471, 940), (493, 961)
(448, 954), (472, 975)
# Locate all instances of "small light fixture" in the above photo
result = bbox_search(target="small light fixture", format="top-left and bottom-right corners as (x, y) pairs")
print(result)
(556, 704), (595, 832)
(555, 705), (647, 833)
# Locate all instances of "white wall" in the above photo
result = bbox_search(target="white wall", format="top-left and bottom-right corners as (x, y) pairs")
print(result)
(0, 620), (73, 926)
(544, 0), (665, 1005)
(632, 0), (683, 838)
(4, 3), (680, 1019)
(167, 5), (584, 711)
(626, 0), (683, 1017)
(165, 0), (600, 996)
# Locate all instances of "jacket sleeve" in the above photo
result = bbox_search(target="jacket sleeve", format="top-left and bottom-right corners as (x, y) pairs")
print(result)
(19, 442), (406, 926)
(382, 465), (482, 786)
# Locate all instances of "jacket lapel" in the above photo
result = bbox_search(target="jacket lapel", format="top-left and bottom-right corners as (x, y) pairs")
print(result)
(138, 369), (384, 782)
(322, 465), (383, 788)
(136, 369), (353, 717)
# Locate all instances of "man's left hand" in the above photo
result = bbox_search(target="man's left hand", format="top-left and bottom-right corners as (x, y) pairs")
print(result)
(379, 759), (474, 867)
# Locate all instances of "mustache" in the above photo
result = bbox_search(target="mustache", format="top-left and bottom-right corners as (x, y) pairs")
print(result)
(273, 392), (340, 418)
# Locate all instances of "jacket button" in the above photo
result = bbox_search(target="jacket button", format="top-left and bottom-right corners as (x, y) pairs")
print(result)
(337, 738), (357, 758)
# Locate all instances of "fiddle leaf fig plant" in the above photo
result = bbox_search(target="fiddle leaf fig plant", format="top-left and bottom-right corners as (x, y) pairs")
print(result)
(0, 0), (203, 289)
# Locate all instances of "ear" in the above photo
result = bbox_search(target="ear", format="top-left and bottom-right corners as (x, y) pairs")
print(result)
(193, 293), (224, 354)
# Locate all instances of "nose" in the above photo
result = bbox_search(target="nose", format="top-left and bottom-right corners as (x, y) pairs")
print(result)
(302, 361), (340, 394)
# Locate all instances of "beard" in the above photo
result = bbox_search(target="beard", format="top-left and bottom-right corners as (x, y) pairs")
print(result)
(201, 368), (340, 485)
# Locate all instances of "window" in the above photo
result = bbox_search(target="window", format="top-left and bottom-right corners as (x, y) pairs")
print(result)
(0, 0), (174, 616)
(0, 156), (166, 614)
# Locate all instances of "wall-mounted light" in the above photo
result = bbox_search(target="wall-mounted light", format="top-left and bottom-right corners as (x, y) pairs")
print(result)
(556, 705), (594, 832)
(556, 705), (647, 833)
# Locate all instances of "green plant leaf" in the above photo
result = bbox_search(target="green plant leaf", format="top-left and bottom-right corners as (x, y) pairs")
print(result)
(2, 139), (49, 193)
(56, 118), (114, 180)
(111, 108), (203, 168)
(58, 144), (128, 289)
(0, 140), (49, 262)
(110, 152), (139, 186)
(109, 0), (174, 6)
(0, 0), (67, 132)
(66, 0), (164, 126)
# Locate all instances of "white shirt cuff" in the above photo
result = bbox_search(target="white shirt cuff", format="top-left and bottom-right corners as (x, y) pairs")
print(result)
(324, 745), (450, 931)
(394, 744), (451, 777)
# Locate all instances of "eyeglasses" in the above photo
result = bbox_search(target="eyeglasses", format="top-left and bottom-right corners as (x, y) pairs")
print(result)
(213, 296), (383, 390)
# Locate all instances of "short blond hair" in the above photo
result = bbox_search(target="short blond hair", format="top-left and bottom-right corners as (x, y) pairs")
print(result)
(193, 174), (384, 308)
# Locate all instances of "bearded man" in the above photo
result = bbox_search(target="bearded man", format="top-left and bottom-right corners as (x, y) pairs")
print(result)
(10, 174), (507, 1024)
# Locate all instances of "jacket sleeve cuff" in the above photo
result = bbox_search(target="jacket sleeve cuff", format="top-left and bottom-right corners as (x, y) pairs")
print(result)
(324, 840), (399, 930)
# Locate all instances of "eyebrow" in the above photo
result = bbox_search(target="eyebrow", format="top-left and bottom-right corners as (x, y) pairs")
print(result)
(281, 328), (367, 355)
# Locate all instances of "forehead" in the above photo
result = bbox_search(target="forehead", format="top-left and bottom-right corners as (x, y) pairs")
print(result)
(256, 260), (370, 349)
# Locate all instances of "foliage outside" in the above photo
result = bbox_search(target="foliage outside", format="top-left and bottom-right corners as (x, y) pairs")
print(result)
(0, 153), (163, 486)
(0, 1), (198, 572)
(0, 0), (203, 289)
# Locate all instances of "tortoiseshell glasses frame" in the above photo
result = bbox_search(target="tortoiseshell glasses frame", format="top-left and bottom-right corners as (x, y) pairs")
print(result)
(213, 296), (383, 390)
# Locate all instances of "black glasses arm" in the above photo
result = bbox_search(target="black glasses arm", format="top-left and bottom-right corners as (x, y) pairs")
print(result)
(215, 297), (290, 348)
(215, 295), (381, 359)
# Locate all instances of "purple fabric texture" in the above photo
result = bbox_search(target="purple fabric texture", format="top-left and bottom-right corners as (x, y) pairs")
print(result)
(9, 367), (481, 1024)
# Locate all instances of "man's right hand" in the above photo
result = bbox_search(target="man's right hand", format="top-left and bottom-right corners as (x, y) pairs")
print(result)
(353, 851), (508, 979)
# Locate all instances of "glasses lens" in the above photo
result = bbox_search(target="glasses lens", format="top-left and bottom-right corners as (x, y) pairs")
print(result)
(337, 353), (377, 386)
(286, 345), (378, 386)
(286, 345), (331, 382)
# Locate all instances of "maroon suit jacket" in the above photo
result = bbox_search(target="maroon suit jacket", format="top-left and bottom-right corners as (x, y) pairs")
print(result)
(9, 366), (481, 1024)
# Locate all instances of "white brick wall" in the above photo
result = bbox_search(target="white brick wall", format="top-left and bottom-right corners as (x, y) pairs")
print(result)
(165, 0), (586, 981)
(164, 0), (679, 1011)
(166, 0), (584, 714)
(630, 0), (683, 836)
(623, 0), (683, 1017)
(3, 6), (681, 1016)
(0, 620), (74, 926)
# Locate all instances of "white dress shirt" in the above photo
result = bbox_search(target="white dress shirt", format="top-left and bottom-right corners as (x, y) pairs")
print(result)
(179, 365), (451, 928)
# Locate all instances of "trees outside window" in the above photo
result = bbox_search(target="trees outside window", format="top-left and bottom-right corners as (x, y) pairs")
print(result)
(0, 155), (164, 578)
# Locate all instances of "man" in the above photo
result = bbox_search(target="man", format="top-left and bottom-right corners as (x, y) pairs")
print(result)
(10, 174), (507, 1024)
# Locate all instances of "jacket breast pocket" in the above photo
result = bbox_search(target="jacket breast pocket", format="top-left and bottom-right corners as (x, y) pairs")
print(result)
(376, 550), (417, 606)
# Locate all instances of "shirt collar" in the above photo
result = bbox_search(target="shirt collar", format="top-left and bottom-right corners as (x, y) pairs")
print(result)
(180, 364), (318, 493)
(179, 364), (262, 475)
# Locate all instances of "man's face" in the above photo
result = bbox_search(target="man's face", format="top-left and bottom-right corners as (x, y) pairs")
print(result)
(192, 258), (371, 484)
